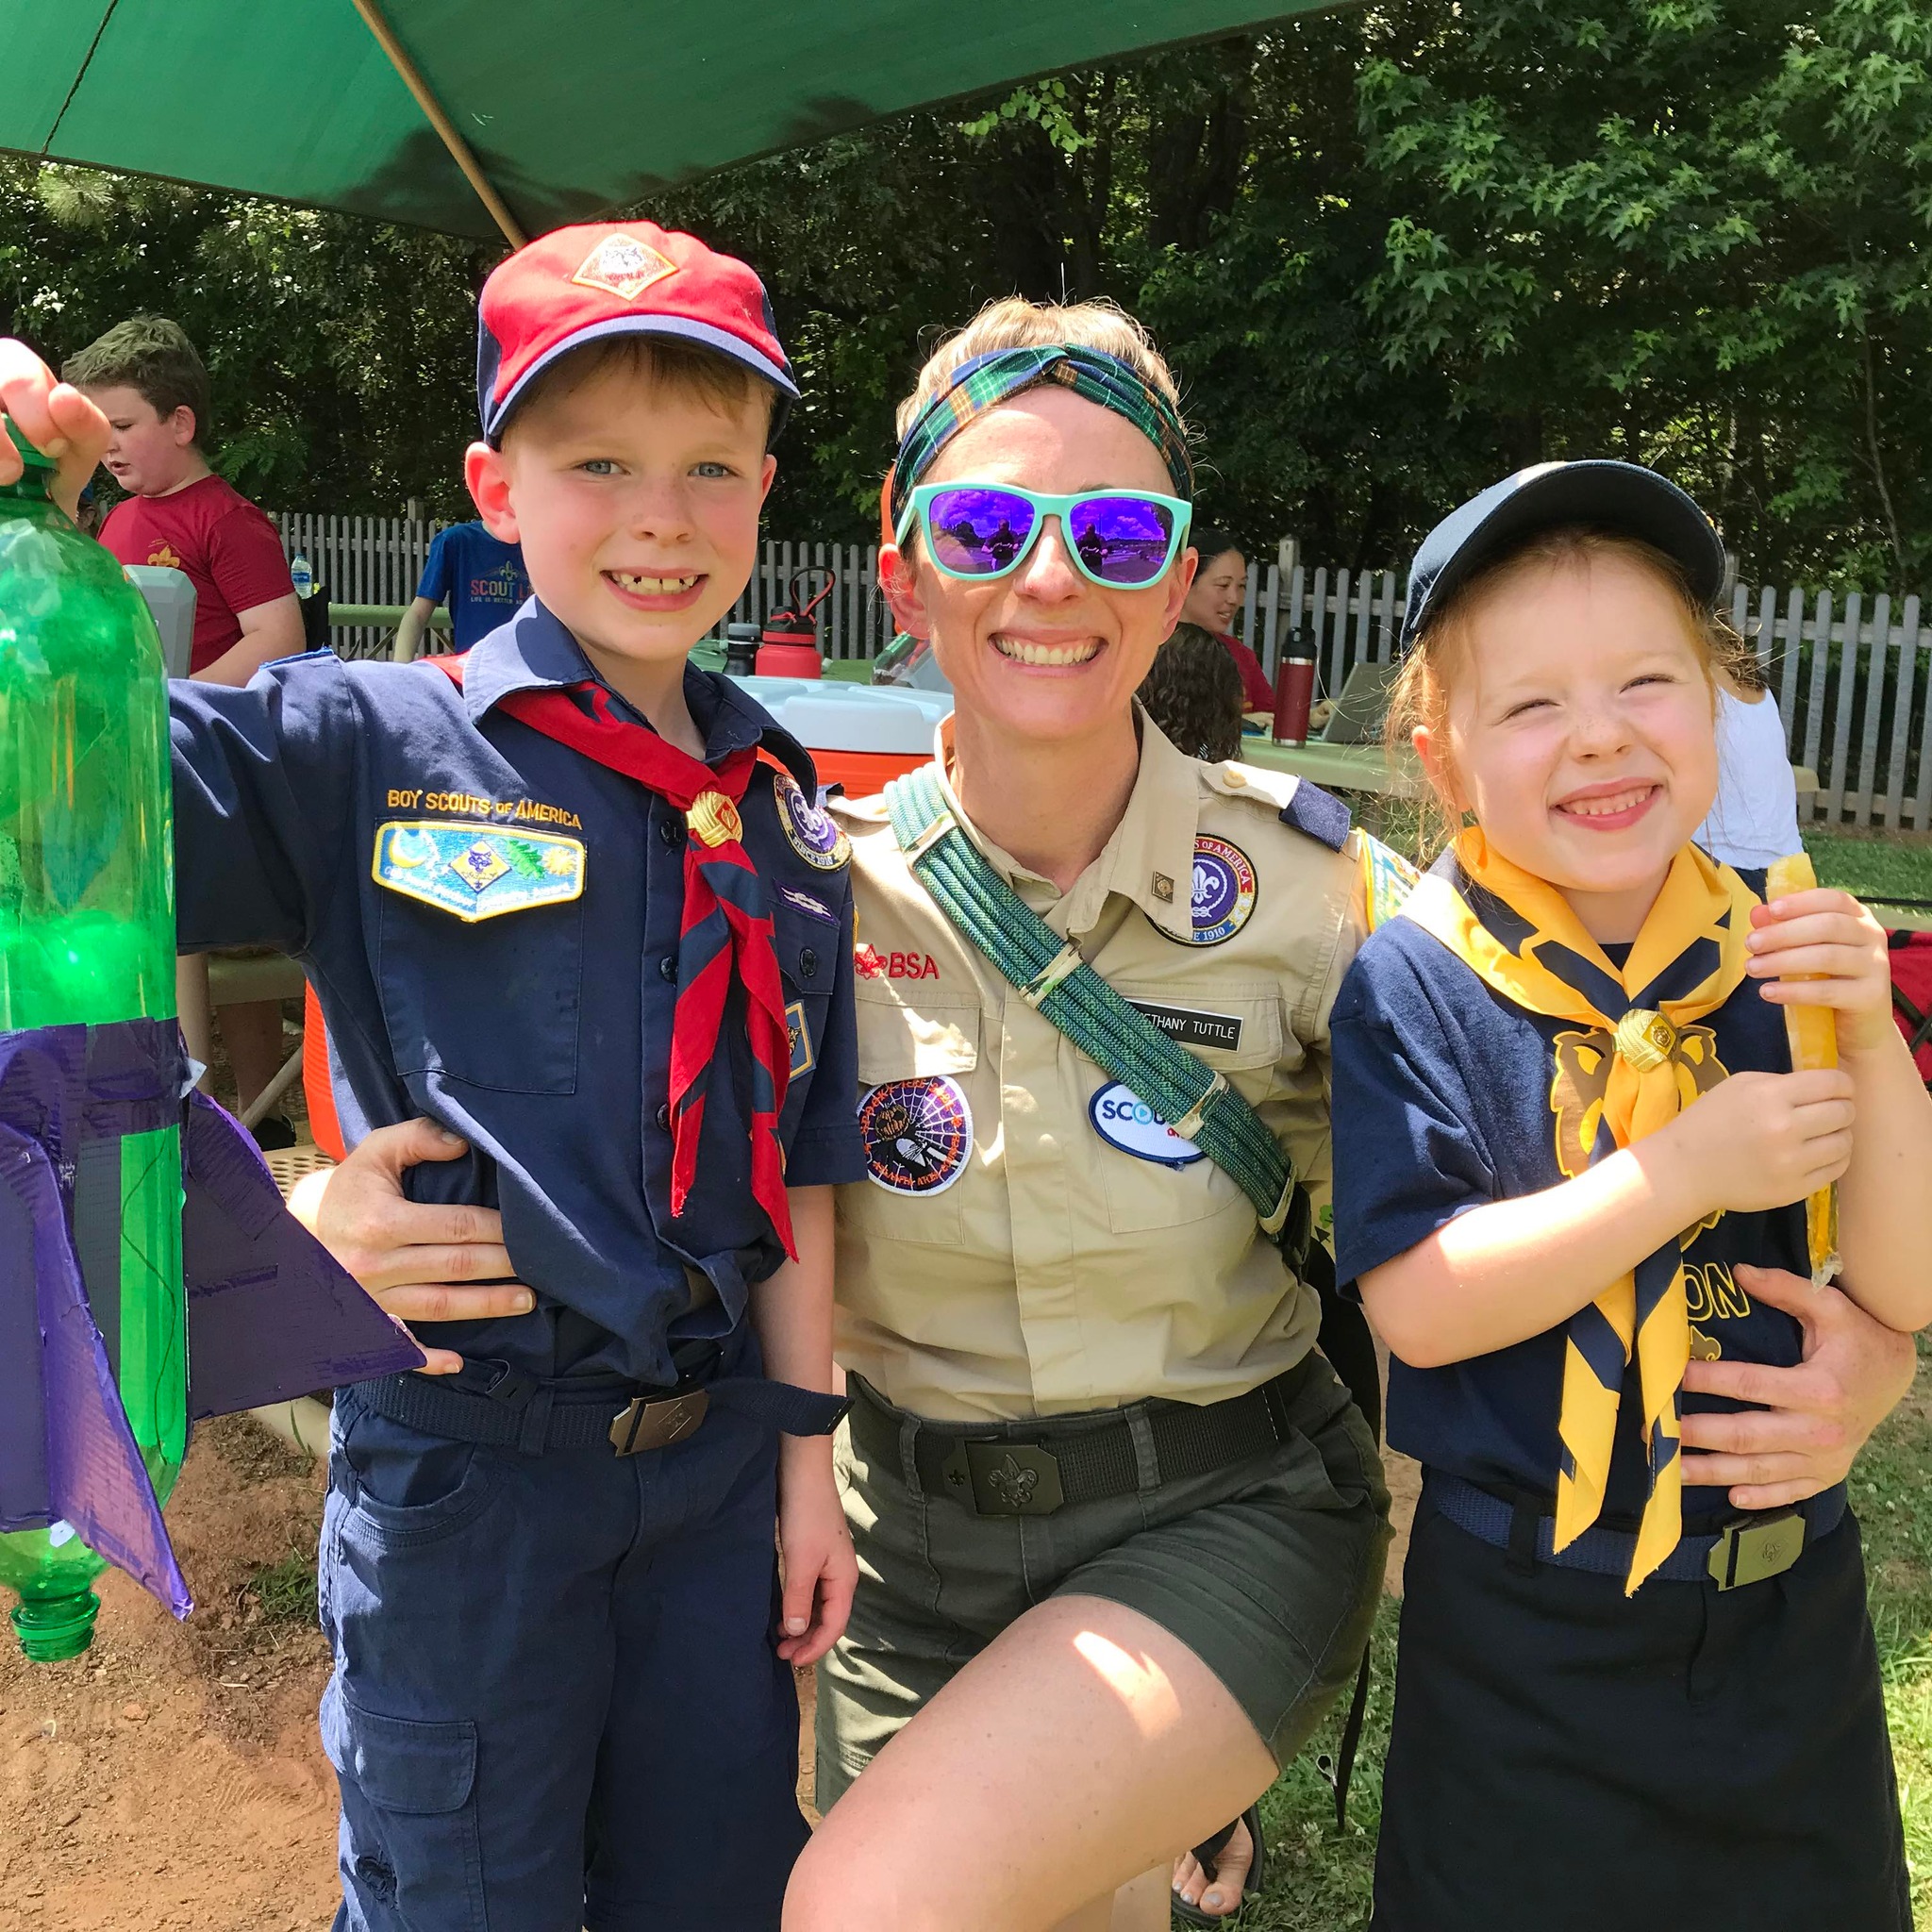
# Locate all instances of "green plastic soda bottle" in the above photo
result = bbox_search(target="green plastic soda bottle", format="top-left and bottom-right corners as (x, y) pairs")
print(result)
(0, 421), (186, 1661)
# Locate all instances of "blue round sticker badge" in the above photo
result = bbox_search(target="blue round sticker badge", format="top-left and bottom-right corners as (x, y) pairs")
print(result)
(774, 772), (850, 872)
(1088, 1082), (1206, 1169)
(858, 1076), (973, 1195)
(1171, 835), (1257, 945)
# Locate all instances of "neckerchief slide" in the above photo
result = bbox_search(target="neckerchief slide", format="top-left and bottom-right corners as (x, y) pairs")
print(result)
(1400, 832), (1757, 1592)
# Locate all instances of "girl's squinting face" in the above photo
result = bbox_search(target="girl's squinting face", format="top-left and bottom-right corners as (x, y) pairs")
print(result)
(881, 387), (1194, 747)
(1420, 553), (1720, 940)
(1182, 548), (1246, 635)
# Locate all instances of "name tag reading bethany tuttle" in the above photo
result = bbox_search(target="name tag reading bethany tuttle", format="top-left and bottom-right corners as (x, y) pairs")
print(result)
(1124, 999), (1243, 1053)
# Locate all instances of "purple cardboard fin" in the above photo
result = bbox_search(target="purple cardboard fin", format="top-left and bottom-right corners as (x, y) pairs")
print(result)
(183, 1093), (425, 1420)
(0, 1124), (191, 1618)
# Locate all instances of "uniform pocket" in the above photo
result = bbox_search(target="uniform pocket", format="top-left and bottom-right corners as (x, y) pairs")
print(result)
(1091, 990), (1284, 1234)
(377, 880), (583, 1095)
(336, 1398), (501, 1550)
(322, 1681), (487, 1932)
(845, 992), (981, 1248)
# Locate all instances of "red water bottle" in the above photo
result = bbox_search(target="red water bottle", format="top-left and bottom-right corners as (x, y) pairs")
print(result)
(1272, 655), (1316, 744)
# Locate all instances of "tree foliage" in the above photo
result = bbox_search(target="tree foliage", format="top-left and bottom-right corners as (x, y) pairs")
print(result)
(3, 0), (1928, 586)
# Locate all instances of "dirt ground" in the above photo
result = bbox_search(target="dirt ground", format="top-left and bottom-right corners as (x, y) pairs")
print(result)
(0, 1403), (1424, 1932)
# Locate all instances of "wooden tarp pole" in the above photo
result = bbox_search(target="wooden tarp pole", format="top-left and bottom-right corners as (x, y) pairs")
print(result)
(349, 0), (527, 248)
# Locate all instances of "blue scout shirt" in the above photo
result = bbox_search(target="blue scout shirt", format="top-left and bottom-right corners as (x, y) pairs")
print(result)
(416, 522), (531, 651)
(1331, 881), (1808, 1521)
(167, 599), (865, 1386)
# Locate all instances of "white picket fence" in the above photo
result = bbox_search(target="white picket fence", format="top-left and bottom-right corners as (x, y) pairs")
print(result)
(273, 517), (1932, 831)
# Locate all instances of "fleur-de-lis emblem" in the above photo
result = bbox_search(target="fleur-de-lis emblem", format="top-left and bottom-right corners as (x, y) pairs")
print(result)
(985, 1455), (1039, 1510)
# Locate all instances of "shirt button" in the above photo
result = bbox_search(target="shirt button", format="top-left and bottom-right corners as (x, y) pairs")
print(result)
(658, 955), (678, 982)
(656, 1103), (672, 1132)
(658, 818), (681, 848)
(799, 946), (819, 979)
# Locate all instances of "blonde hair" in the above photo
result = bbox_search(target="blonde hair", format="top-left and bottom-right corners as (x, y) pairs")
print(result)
(893, 295), (1186, 440)
(1386, 525), (1758, 841)
(506, 333), (772, 443)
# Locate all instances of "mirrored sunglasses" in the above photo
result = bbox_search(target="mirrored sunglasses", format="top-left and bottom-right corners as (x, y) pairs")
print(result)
(896, 483), (1193, 589)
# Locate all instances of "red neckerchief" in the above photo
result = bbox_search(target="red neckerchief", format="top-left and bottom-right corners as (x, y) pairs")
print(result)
(427, 654), (794, 1257)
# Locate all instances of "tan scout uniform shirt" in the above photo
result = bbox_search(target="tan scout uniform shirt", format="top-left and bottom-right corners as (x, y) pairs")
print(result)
(830, 712), (1368, 1424)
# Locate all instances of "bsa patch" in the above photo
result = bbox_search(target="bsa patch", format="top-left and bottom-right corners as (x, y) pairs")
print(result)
(786, 1000), (815, 1078)
(373, 821), (585, 923)
(774, 771), (850, 872)
(858, 1075), (972, 1196)
(1158, 835), (1257, 946)
(570, 231), (676, 302)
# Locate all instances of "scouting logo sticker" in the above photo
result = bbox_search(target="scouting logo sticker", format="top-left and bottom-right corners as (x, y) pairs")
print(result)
(373, 822), (584, 923)
(571, 232), (677, 302)
(778, 884), (837, 924)
(774, 772), (851, 872)
(1161, 835), (1256, 946)
(858, 1076), (972, 1195)
(1089, 1082), (1206, 1169)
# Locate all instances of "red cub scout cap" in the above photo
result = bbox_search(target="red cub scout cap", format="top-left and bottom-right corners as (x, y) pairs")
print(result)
(476, 220), (798, 443)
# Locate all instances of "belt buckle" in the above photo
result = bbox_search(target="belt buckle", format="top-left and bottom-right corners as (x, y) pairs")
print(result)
(942, 1439), (1065, 1517)
(608, 1389), (709, 1457)
(1707, 1510), (1805, 1590)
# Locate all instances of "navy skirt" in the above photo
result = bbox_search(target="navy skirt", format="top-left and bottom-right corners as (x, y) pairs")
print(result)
(1371, 1480), (1911, 1932)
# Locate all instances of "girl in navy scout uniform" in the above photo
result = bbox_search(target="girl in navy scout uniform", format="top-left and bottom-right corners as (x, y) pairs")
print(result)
(1331, 460), (1932, 1931)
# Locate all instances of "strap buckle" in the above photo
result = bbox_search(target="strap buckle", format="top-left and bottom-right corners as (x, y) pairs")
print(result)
(941, 1439), (1066, 1516)
(1261, 1178), (1315, 1271)
(1170, 1070), (1227, 1143)
(1021, 940), (1085, 1009)
(1707, 1510), (1806, 1590)
(608, 1389), (710, 1457)
(904, 808), (958, 867)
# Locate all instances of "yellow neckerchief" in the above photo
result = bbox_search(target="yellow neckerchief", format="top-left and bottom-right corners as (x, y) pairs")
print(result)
(1401, 830), (1757, 1592)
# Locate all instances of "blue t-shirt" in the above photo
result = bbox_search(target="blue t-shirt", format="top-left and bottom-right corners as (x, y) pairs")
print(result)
(417, 522), (530, 650)
(1331, 877), (1807, 1520)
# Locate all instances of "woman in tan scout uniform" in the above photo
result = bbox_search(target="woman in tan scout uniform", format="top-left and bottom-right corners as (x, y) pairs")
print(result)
(781, 299), (1391, 1932)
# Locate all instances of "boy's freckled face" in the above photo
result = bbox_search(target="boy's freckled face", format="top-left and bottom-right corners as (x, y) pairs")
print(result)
(1428, 553), (1720, 919)
(77, 384), (196, 496)
(475, 358), (774, 675)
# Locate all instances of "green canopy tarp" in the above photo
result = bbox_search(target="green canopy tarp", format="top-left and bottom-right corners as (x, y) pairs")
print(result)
(2, 2), (1324, 243)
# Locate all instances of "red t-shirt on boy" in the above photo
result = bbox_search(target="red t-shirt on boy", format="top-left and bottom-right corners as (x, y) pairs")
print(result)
(100, 475), (292, 674)
(1218, 630), (1276, 711)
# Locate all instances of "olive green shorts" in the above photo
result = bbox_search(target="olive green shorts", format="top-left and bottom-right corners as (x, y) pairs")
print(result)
(816, 1353), (1391, 1811)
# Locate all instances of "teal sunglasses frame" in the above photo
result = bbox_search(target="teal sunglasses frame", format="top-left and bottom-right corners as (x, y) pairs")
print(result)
(894, 482), (1195, 589)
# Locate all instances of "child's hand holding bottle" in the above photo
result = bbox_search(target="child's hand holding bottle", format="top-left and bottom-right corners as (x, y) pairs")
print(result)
(0, 339), (112, 522)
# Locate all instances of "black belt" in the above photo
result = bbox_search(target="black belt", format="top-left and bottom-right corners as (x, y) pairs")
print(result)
(357, 1354), (848, 1457)
(1430, 1472), (1845, 1590)
(849, 1354), (1319, 1518)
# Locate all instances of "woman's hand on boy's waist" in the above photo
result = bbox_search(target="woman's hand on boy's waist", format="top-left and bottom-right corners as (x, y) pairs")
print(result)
(288, 1116), (533, 1374)
(1678, 1262), (1916, 1511)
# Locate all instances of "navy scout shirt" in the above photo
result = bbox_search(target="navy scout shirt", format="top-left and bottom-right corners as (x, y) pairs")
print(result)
(167, 599), (865, 1386)
(1331, 878), (1808, 1521)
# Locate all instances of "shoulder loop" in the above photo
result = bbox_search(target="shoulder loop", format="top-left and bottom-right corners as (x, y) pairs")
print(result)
(1278, 780), (1351, 852)
(758, 726), (820, 799)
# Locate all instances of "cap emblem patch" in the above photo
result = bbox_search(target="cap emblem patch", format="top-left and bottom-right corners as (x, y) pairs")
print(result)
(571, 233), (676, 302)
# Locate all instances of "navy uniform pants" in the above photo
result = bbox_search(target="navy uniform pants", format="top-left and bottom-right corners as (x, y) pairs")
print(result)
(318, 1382), (808, 1932)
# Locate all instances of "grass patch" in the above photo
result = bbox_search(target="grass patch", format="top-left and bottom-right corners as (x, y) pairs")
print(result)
(1249, 1341), (1932, 1926)
(247, 1552), (319, 1626)
(1805, 831), (1932, 908)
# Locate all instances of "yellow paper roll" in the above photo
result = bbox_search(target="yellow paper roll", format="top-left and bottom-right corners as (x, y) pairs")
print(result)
(1765, 852), (1840, 1283)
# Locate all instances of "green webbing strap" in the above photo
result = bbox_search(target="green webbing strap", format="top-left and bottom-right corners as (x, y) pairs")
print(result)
(883, 764), (1313, 1270)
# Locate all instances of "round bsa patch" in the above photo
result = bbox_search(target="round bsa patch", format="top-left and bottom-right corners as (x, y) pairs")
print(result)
(858, 1076), (973, 1195)
(1164, 835), (1257, 946)
(774, 772), (850, 872)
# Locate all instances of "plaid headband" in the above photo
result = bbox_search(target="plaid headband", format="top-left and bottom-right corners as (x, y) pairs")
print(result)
(887, 344), (1193, 531)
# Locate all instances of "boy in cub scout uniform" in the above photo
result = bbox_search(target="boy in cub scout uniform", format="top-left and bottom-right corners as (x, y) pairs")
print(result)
(0, 225), (865, 1932)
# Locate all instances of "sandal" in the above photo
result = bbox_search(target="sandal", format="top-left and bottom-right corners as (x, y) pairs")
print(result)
(1171, 1802), (1264, 1925)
